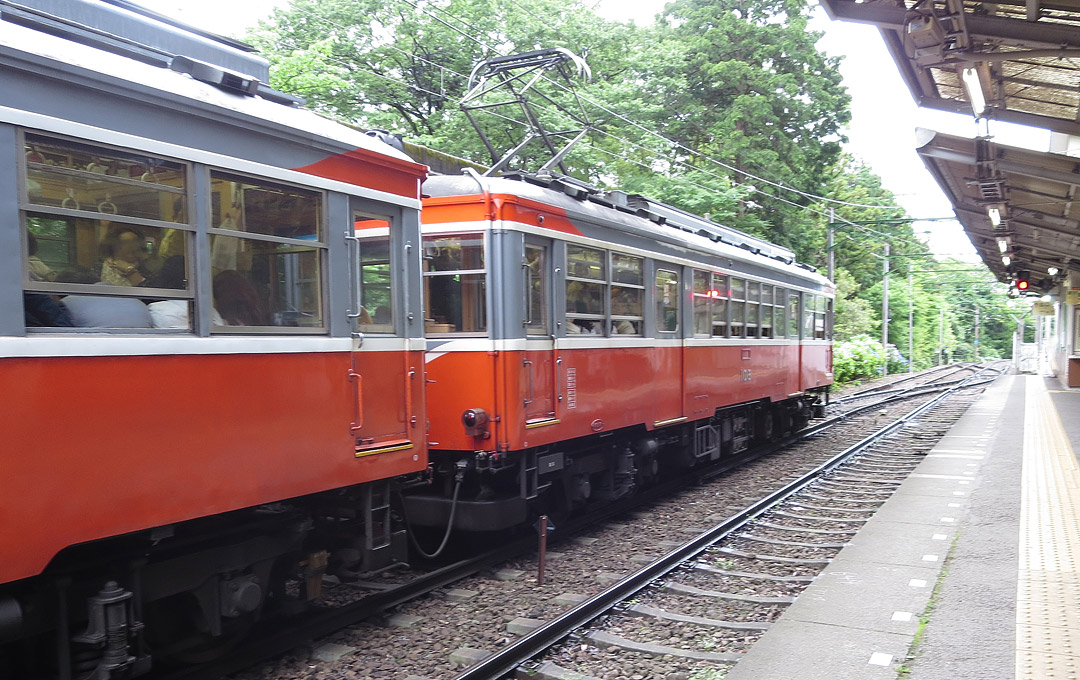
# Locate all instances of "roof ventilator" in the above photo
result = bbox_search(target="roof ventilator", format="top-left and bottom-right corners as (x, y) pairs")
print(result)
(169, 55), (259, 96)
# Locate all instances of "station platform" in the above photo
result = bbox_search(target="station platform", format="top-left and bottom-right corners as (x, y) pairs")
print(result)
(724, 374), (1080, 680)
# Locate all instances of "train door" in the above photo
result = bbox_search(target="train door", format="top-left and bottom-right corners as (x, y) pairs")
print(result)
(522, 238), (558, 426)
(652, 264), (685, 426)
(347, 207), (413, 451)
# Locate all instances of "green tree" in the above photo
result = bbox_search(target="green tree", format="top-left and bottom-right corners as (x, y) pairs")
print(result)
(832, 268), (876, 341)
(248, 0), (638, 171)
(636, 0), (851, 248)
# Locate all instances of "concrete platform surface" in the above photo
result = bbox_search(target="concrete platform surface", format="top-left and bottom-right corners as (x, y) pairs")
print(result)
(726, 374), (1018, 680)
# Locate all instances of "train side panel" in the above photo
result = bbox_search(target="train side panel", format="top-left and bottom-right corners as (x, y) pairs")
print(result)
(800, 341), (833, 391)
(0, 347), (425, 585)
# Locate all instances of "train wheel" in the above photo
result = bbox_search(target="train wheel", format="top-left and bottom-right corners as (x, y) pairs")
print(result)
(143, 591), (258, 665)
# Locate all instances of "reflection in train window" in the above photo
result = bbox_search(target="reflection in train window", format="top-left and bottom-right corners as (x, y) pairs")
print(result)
(610, 253), (643, 335)
(208, 171), (325, 332)
(773, 287), (786, 338)
(693, 270), (710, 336)
(354, 214), (394, 334)
(21, 133), (194, 329)
(729, 278), (745, 338)
(712, 274), (728, 337)
(803, 293), (816, 339)
(788, 293), (800, 339)
(423, 234), (486, 334)
(759, 284), (773, 338)
(524, 243), (548, 335)
(694, 270), (729, 338)
(566, 245), (605, 334)
(655, 269), (679, 333)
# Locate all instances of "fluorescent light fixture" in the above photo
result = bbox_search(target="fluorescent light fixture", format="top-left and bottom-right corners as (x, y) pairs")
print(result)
(962, 66), (987, 117)
(1002, 256), (1011, 266)
(988, 206), (1002, 227)
(1049, 266), (1060, 276)
(997, 237), (1009, 253)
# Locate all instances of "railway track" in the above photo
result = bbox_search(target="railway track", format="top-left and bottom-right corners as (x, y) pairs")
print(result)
(453, 363), (1004, 680)
(162, 363), (1004, 680)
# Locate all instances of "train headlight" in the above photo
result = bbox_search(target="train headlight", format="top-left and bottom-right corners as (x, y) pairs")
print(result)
(462, 408), (490, 438)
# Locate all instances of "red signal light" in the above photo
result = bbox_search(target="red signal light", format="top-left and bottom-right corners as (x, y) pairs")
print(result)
(1017, 279), (1029, 291)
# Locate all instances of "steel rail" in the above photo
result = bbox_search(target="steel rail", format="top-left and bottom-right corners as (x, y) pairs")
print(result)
(161, 365), (1002, 680)
(841, 362), (977, 399)
(452, 365), (1002, 680)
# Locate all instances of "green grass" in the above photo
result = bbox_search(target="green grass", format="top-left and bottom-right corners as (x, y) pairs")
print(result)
(895, 531), (961, 678)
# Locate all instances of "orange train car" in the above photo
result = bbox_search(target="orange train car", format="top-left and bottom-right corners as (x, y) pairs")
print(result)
(0, 4), (426, 676)
(404, 172), (833, 532)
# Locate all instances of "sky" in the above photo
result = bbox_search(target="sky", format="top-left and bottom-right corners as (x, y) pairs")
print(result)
(136, 0), (1055, 260)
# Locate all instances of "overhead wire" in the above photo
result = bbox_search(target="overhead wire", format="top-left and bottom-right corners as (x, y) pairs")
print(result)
(392, 0), (907, 212)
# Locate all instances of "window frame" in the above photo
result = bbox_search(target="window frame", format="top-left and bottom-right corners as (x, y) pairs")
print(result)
(654, 267), (680, 334)
(422, 231), (488, 337)
(524, 239), (550, 336)
(609, 251), (644, 336)
(19, 131), (198, 332)
(207, 169), (329, 334)
(352, 211), (397, 335)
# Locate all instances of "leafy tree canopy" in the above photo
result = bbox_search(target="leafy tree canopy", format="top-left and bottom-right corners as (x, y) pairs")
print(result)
(248, 0), (1015, 364)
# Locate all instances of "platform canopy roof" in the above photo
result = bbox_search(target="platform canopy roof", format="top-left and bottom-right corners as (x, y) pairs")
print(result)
(820, 0), (1080, 292)
(819, 0), (1080, 134)
(917, 128), (1080, 291)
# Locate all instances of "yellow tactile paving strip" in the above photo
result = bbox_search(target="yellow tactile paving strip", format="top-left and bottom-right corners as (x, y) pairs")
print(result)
(1018, 377), (1080, 679)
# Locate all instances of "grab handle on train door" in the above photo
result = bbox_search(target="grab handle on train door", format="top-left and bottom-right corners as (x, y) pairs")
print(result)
(344, 231), (363, 320)
(347, 369), (363, 432)
(523, 358), (534, 407)
(403, 242), (414, 324)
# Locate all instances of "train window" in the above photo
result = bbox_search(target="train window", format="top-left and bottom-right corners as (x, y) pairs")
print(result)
(567, 245), (604, 279)
(423, 233), (486, 334)
(354, 214), (394, 333)
(611, 253), (643, 335)
(524, 243), (548, 335)
(655, 269), (679, 333)
(773, 287), (786, 337)
(746, 281), (760, 338)
(787, 293), (800, 339)
(24, 134), (187, 224)
(826, 298), (834, 341)
(566, 245), (605, 334)
(612, 253), (643, 284)
(802, 293), (816, 339)
(760, 284), (773, 338)
(814, 295), (827, 340)
(21, 134), (194, 329)
(209, 172), (326, 331)
(729, 277), (745, 338)
(612, 287), (643, 335)
(712, 274), (728, 337)
(693, 270), (710, 336)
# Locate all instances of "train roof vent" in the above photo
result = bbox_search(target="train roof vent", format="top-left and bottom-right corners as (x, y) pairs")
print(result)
(169, 55), (259, 96)
(10, 0), (270, 82)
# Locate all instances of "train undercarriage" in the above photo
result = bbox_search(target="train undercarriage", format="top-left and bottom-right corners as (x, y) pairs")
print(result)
(0, 392), (824, 679)
(403, 392), (827, 535)
(0, 483), (409, 680)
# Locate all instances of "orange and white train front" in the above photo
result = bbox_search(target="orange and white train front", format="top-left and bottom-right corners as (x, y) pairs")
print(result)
(405, 173), (833, 533)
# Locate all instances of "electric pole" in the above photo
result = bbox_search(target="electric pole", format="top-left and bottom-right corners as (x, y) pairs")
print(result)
(908, 264), (914, 373)
(827, 208), (835, 282)
(882, 243), (890, 376)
